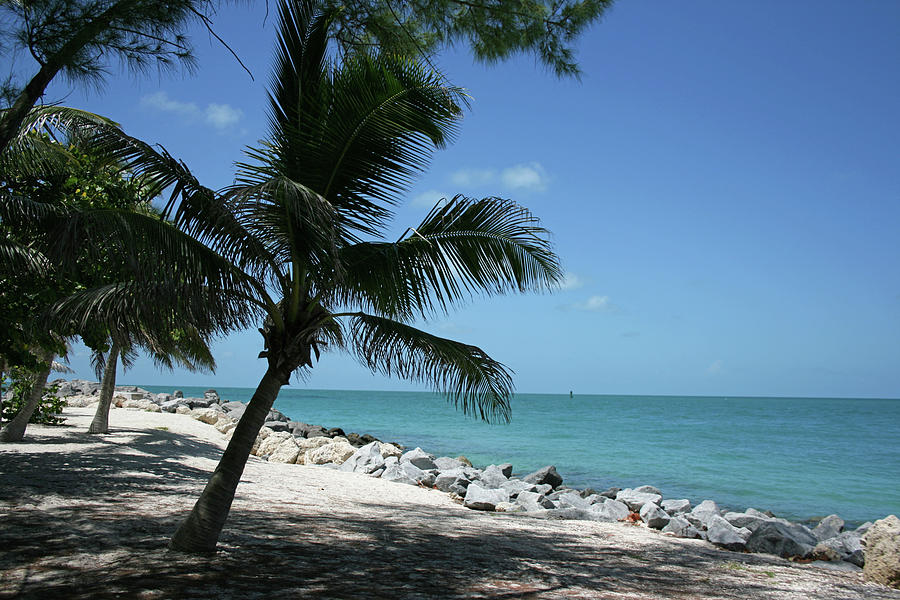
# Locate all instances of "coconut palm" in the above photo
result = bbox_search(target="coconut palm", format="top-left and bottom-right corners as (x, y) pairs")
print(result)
(164, 0), (562, 553)
(0, 108), (255, 440)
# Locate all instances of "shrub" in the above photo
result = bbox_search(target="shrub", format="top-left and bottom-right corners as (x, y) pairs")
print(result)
(1, 367), (66, 425)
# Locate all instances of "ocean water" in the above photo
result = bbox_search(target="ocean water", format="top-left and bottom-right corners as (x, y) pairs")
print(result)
(140, 385), (900, 525)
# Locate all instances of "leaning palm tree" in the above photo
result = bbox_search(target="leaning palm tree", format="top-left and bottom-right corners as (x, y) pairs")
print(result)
(166, 0), (562, 553)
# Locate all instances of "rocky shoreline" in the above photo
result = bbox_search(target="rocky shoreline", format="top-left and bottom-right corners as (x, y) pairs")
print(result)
(56, 379), (900, 589)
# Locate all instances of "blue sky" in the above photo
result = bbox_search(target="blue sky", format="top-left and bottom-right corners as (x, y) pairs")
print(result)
(41, 1), (900, 398)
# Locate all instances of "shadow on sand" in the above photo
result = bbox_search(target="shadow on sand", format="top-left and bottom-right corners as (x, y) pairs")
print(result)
(0, 428), (894, 599)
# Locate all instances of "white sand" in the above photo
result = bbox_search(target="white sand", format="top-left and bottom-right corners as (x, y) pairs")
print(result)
(0, 405), (897, 599)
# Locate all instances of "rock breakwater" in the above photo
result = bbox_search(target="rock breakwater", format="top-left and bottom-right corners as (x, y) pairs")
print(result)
(55, 379), (899, 587)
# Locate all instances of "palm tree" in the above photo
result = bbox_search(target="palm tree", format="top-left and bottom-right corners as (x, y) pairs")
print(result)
(166, 0), (562, 553)
(0, 107), (255, 440)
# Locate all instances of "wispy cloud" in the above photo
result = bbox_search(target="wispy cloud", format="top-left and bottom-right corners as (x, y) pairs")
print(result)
(141, 91), (243, 132)
(500, 162), (548, 191)
(449, 162), (549, 192)
(558, 272), (584, 291)
(559, 295), (620, 313)
(451, 168), (496, 187)
(707, 359), (724, 375)
(411, 189), (448, 208)
(205, 103), (243, 130)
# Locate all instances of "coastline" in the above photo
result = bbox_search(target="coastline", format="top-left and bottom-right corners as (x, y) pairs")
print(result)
(1, 386), (898, 597)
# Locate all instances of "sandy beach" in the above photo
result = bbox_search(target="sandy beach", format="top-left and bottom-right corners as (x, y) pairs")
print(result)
(1, 406), (898, 600)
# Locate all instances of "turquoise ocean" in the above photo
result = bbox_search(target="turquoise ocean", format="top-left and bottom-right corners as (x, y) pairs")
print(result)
(139, 386), (899, 525)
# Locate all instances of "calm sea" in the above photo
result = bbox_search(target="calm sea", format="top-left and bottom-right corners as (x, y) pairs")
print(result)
(139, 385), (900, 525)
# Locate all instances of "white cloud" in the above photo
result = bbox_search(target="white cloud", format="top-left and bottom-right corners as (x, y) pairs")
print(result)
(451, 168), (496, 187)
(707, 359), (724, 374)
(500, 162), (548, 191)
(578, 295), (615, 312)
(411, 189), (448, 208)
(141, 91), (198, 115)
(141, 91), (243, 132)
(205, 103), (243, 130)
(558, 272), (584, 291)
(449, 162), (549, 193)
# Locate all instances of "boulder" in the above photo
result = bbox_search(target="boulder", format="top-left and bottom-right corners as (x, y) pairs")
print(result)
(264, 420), (291, 433)
(380, 462), (418, 486)
(515, 490), (555, 512)
(498, 463), (514, 478)
(746, 520), (817, 559)
(434, 469), (471, 493)
(225, 404), (247, 421)
(723, 511), (771, 531)
(706, 515), (749, 551)
(214, 417), (237, 434)
(305, 439), (356, 465)
(250, 426), (273, 455)
(268, 437), (302, 464)
(294, 437), (338, 464)
(339, 442), (386, 475)
(187, 396), (214, 409)
(813, 514), (845, 542)
(862, 515), (900, 588)
(190, 407), (223, 425)
(640, 503), (671, 529)
(812, 543), (843, 562)
(255, 431), (295, 457)
(221, 400), (246, 412)
(267, 409), (290, 423)
(662, 515), (702, 539)
(156, 393), (172, 403)
(203, 389), (220, 404)
(478, 464), (509, 489)
(587, 498), (630, 522)
(616, 488), (662, 512)
(306, 425), (330, 438)
(598, 487), (621, 499)
(689, 500), (722, 528)
(402, 462), (437, 487)
(661, 498), (692, 515)
(160, 398), (188, 413)
(174, 390), (184, 398)
(464, 483), (509, 511)
(522, 465), (563, 489)
(456, 456), (473, 467)
(556, 491), (592, 510)
(400, 447), (437, 471)
(820, 530), (865, 566)
(326, 427), (346, 438)
(175, 405), (191, 415)
(379, 443), (403, 459)
(500, 479), (534, 498)
(634, 485), (662, 496)
(495, 502), (523, 513)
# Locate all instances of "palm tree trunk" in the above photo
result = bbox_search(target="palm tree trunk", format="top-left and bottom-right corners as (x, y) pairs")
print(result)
(0, 352), (54, 442)
(170, 364), (287, 553)
(88, 341), (121, 434)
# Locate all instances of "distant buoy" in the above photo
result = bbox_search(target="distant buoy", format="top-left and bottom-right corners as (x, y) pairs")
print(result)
(569, 390), (573, 398)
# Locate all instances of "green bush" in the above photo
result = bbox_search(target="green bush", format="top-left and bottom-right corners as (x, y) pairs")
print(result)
(1, 367), (66, 425)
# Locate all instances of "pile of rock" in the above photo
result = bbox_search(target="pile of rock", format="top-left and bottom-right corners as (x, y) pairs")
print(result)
(54, 380), (899, 587)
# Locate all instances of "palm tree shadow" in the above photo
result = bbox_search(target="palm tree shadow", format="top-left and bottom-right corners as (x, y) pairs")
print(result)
(0, 432), (890, 600)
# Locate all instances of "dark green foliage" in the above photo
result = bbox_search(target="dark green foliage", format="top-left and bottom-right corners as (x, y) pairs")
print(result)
(1, 369), (65, 425)
(326, 0), (614, 78)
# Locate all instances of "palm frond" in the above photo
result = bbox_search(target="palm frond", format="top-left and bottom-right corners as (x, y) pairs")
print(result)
(330, 195), (562, 319)
(253, 2), (468, 242)
(346, 312), (513, 423)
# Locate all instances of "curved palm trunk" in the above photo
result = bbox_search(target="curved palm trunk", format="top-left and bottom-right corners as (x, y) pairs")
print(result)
(0, 351), (54, 442)
(170, 365), (288, 552)
(88, 341), (121, 434)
